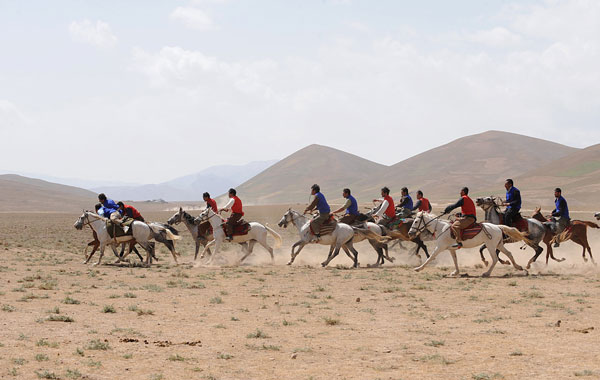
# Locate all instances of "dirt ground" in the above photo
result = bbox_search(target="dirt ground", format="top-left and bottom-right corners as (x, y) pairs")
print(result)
(1, 207), (599, 380)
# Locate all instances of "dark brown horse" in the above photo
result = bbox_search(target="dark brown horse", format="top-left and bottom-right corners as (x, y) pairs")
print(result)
(532, 207), (599, 265)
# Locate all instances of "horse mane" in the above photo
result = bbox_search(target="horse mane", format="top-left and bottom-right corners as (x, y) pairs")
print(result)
(182, 210), (195, 224)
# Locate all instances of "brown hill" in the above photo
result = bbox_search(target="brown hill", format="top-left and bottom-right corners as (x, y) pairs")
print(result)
(0, 174), (97, 212)
(373, 130), (578, 203)
(234, 144), (388, 204)
(237, 131), (579, 205)
(513, 143), (600, 208)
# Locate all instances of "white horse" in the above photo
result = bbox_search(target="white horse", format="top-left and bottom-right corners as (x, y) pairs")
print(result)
(74, 211), (180, 266)
(196, 208), (282, 266)
(277, 209), (390, 268)
(408, 211), (530, 277)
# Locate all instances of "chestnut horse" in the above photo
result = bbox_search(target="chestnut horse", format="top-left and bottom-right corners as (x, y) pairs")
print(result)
(532, 207), (599, 265)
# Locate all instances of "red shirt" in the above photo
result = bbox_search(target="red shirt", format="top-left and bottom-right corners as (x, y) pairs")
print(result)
(206, 198), (218, 213)
(384, 195), (395, 218)
(231, 196), (244, 216)
(122, 205), (142, 219)
(461, 195), (476, 217)
(419, 197), (431, 212)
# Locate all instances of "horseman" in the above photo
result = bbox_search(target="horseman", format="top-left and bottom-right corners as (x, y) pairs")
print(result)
(373, 187), (395, 228)
(117, 202), (145, 222)
(219, 188), (244, 241)
(502, 179), (521, 227)
(203, 192), (218, 213)
(444, 187), (477, 249)
(332, 188), (359, 225)
(98, 193), (121, 220)
(396, 187), (413, 218)
(412, 190), (432, 213)
(550, 187), (570, 247)
(304, 184), (331, 239)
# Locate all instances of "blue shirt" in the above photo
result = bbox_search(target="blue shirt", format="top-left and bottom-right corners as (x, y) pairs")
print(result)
(399, 195), (413, 210)
(345, 195), (359, 215)
(100, 199), (120, 216)
(506, 186), (521, 211)
(315, 192), (330, 214)
(553, 196), (569, 219)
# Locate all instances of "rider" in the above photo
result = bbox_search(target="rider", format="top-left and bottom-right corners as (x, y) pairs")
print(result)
(373, 187), (395, 228)
(396, 187), (413, 218)
(550, 187), (570, 247)
(332, 188), (359, 225)
(203, 192), (218, 213)
(444, 187), (477, 249)
(304, 184), (331, 239)
(220, 188), (244, 241)
(412, 190), (432, 212)
(502, 178), (521, 227)
(98, 193), (127, 232)
(117, 202), (145, 222)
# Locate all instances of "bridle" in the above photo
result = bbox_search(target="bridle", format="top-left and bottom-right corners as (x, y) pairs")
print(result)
(79, 212), (104, 229)
(411, 212), (445, 236)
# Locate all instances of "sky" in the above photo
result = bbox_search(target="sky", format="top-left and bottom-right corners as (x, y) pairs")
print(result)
(1, 0), (599, 183)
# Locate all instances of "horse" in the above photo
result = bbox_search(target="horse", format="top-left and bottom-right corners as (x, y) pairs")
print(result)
(408, 211), (530, 277)
(476, 197), (547, 269)
(532, 208), (598, 265)
(277, 209), (390, 268)
(74, 211), (180, 266)
(195, 208), (282, 266)
(167, 208), (249, 261)
(83, 229), (145, 264)
(595, 212), (600, 220)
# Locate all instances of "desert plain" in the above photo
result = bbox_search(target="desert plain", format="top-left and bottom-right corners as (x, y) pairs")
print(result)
(1, 206), (599, 380)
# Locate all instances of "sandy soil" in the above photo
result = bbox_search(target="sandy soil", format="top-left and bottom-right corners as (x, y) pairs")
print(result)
(0, 208), (599, 380)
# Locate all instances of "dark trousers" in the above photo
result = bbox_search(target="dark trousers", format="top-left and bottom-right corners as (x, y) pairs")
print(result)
(226, 213), (243, 236)
(503, 208), (518, 227)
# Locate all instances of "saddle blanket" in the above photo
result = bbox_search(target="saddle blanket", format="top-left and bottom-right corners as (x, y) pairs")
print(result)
(451, 223), (483, 241)
(106, 219), (135, 238)
(310, 215), (337, 236)
(222, 221), (251, 236)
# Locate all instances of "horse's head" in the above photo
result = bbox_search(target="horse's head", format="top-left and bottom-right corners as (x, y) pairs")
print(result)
(408, 211), (426, 238)
(74, 211), (87, 230)
(196, 208), (211, 223)
(278, 208), (294, 228)
(476, 196), (496, 210)
(167, 207), (183, 225)
(595, 212), (600, 220)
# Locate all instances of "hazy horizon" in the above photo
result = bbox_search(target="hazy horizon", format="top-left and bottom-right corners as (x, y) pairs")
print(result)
(2, 1), (599, 183)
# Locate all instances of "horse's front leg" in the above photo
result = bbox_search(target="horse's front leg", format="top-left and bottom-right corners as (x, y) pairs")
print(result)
(200, 240), (215, 260)
(321, 244), (340, 267)
(205, 240), (221, 265)
(482, 244), (500, 277)
(414, 243), (446, 272)
(288, 241), (306, 265)
(194, 240), (201, 261)
(94, 244), (107, 266)
(84, 241), (99, 264)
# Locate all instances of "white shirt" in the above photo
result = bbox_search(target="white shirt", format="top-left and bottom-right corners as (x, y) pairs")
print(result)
(374, 199), (389, 218)
(221, 198), (235, 210)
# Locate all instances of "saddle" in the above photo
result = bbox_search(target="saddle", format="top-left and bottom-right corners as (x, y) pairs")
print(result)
(500, 213), (528, 232)
(310, 214), (337, 236)
(451, 222), (483, 241)
(197, 221), (213, 237)
(106, 219), (135, 238)
(222, 220), (251, 236)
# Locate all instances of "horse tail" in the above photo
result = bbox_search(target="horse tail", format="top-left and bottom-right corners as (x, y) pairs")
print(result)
(354, 227), (392, 243)
(265, 224), (282, 249)
(574, 220), (600, 229)
(149, 223), (181, 241)
(499, 225), (533, 246)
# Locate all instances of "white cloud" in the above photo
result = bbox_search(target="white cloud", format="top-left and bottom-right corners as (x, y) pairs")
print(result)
(469, 27), (522, 46)
(68, 19), (117, 48)
(170, 6), (215, 30)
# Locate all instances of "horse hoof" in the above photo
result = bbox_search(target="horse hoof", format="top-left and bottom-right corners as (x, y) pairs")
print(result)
(450, 271), (459, 277)
(287, 262), (292, 266)
(482, 272), (491, 278)
(414, 267), (422, 272)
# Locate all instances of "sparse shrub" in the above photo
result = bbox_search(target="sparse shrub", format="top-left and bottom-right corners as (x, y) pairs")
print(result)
(102, 305), (116, 313)
(35, 354), (49, 361)
(246, 329), (270, 339)
(210, 297), (223, 304)
(63, 297), (80, 305)
(87, 339), (110, 350)
(324, 316), (340, 326)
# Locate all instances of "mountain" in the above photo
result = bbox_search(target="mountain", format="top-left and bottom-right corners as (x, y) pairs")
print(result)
(0, 174), (96, 212)
(375, 130), (578, 201)
(235, 144), (388, 204)
(91, 160), (278, 201)
(0, 170), (141, 189)
(237, 131), (580, 205)
(514, 143), (600, 207)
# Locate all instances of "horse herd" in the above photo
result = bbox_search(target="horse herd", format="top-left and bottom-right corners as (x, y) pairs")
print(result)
(73, 204), (600, 277)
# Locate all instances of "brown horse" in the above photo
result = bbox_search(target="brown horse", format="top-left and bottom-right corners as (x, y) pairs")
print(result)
(532, 207), (599, 265)
(84, 230), (147, 264)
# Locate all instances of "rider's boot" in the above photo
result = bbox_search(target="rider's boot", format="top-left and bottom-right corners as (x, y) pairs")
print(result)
(451, 241), (463, 249)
